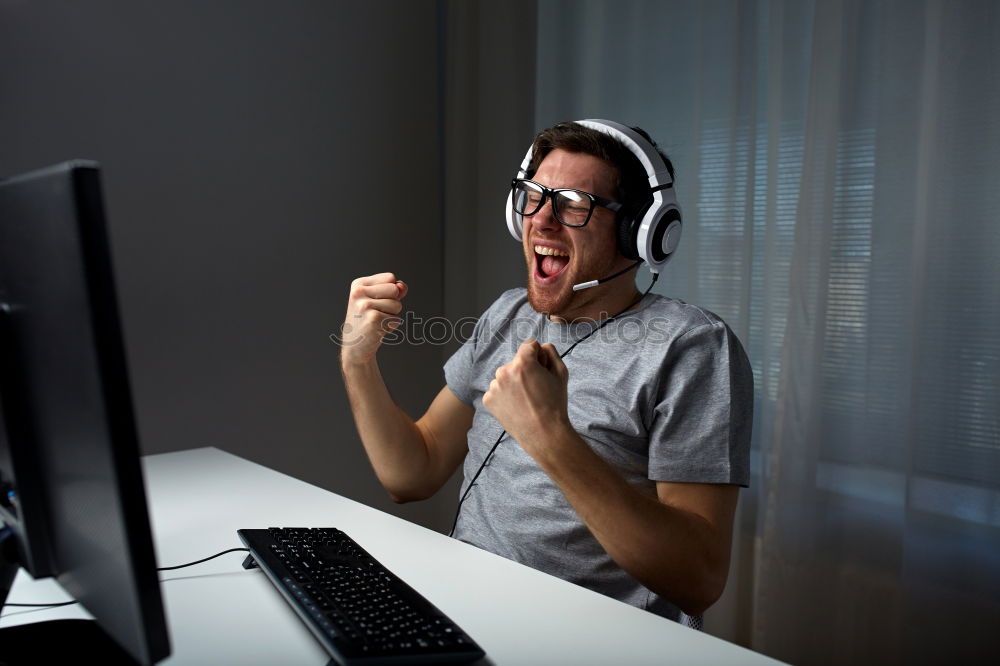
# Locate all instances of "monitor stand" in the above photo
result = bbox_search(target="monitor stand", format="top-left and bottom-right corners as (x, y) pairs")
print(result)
(1, 531), (139, 665)
(0, 619), (139, 665)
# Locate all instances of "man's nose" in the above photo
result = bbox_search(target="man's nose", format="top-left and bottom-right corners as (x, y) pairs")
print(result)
(530, 197), (560, 231)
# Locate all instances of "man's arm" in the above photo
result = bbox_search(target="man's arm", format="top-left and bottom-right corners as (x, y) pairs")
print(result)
(531, 430), (738, 617)
(483, 339), (738, 616)
(340, 273), (472, 502)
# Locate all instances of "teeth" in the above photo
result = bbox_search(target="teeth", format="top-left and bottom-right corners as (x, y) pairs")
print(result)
(534, 245), (569, 257)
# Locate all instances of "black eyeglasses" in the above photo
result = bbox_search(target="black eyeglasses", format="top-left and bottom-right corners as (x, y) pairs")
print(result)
(510, 178), (622, 228)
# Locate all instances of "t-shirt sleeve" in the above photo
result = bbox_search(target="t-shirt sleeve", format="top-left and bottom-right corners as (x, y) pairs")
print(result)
(647, 321), (754, 486)
(443, 289), (524, 406)
(444, 332), (476, 405)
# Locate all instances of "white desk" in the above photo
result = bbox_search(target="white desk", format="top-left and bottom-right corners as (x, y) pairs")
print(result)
(2, 447), (781, 665)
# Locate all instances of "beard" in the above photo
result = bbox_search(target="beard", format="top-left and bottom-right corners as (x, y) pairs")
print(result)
(524, 246), (623, 321)
(526, 275), (573, 317)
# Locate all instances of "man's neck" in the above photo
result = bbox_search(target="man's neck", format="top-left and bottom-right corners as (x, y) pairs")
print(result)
(546, 283), (644, 324)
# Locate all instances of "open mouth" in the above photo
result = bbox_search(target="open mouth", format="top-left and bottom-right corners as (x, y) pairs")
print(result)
(534, 244), (570, 281)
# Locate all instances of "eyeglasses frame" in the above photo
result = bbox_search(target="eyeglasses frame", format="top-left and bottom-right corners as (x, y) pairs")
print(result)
(510, 178), (623, 228)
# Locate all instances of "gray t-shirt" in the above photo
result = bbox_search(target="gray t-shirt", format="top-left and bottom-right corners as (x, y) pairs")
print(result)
(444, 288), (753, 622)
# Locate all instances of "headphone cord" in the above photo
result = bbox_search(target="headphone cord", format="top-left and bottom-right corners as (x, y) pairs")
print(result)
(5, 548), (251, 608)
(448, 272), (659, 538)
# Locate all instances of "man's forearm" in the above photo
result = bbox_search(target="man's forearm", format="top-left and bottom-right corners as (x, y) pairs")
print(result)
(341, 358), (433, 502)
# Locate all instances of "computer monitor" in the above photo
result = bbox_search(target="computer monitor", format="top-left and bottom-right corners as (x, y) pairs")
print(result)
(0, 161), (170, 664)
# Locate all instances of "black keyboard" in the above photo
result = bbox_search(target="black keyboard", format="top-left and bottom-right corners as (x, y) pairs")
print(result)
(237, 527), (485, 665)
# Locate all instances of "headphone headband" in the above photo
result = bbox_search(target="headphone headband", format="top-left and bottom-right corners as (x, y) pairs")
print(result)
(573, 119), (674, 189)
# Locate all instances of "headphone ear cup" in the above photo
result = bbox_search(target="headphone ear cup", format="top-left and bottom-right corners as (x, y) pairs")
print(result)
(616, 199), (650, 260)
(505, 188), (523, 241)
(508, 144), (537, 243)
(647, 208), (682, 264)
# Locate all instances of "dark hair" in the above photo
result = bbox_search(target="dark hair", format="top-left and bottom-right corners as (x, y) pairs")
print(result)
(528, 121), (675, 207)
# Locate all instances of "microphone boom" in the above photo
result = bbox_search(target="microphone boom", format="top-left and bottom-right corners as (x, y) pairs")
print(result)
(571, 260), (644, 291)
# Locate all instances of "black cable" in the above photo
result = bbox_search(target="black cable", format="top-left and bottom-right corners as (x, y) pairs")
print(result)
(448, 273), (660, 538)
(449, 430), (508, 538)
(5, 547), (251, 608)
(156, 547), (249, 572)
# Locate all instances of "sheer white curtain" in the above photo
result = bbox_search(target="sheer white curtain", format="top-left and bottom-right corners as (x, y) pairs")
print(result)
(534, 1), (1000, 663)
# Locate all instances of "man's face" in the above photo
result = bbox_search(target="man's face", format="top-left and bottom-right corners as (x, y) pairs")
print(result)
(522, 148), (630, 320)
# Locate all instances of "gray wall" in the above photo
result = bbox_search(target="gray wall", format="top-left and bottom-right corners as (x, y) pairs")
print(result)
(1, 0), (535, 531)
(442, 1), (537, 325)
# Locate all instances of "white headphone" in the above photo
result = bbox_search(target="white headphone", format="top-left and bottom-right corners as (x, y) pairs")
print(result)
(504, 119), (682, 274)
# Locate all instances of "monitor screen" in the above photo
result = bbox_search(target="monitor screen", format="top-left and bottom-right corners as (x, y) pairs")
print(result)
(0, 161), (170, 664)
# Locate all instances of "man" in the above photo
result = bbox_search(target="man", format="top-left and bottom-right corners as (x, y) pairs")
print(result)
(340, 121), (753, 625)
